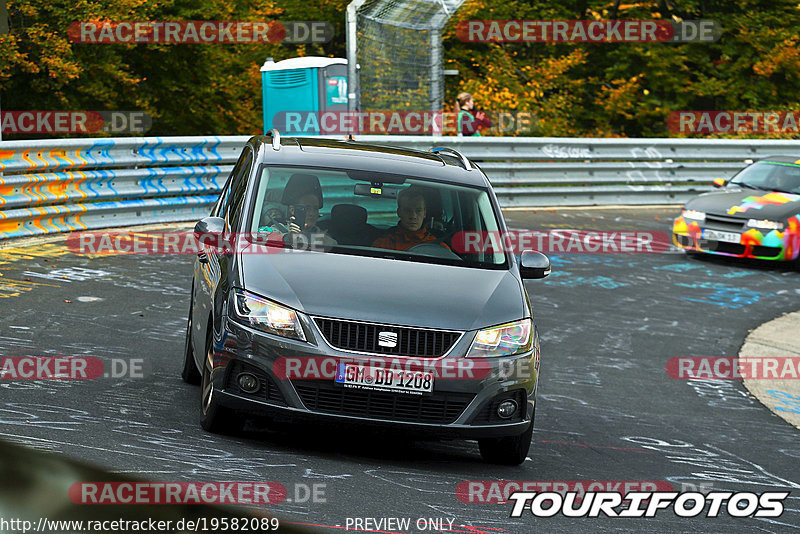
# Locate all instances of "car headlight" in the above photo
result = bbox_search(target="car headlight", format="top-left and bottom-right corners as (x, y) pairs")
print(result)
(467, 319), (532, 358)
(681, 209), (706, 221)
(229, 289), (306, 341)
(746, 219), (785, 230)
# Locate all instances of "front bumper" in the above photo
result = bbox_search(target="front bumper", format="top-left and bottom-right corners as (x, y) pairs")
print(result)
(209, 315), (540, 439)
(672, 215), (800, 261)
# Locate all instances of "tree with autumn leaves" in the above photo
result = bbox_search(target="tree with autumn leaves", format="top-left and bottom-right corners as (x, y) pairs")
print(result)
(445, 0), (800, 137)
(1, 0), (798, 137)
(0, 0), (344, 136)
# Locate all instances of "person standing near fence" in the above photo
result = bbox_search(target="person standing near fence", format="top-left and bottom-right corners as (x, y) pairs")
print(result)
(455, 92), (491, 136)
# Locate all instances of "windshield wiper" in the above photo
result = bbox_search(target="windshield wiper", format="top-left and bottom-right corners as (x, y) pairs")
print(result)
(731, 182), (760, 190)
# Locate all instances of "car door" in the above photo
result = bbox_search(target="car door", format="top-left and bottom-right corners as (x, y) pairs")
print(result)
(192, 147), (254, 359)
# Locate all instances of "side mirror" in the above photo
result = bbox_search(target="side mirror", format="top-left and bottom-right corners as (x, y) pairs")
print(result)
(194, 217), (225, 241)
(520, 250), (551, 279)
(712, 177), (727, 188)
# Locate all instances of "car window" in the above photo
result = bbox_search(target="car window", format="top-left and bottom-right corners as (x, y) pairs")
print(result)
(250, 165), (508, 269)
(731, 161), (800, 193)
(213, 148), (249, 217)
(223, 148), (254, 231)
(212, 172), (233, 218)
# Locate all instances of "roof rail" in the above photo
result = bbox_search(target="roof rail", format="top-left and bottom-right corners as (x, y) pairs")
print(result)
(431, 147), (471, 171)
(266, 128), (281, 151)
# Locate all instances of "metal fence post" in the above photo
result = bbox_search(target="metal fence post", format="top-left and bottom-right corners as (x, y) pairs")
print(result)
(346, 0), (366, 114)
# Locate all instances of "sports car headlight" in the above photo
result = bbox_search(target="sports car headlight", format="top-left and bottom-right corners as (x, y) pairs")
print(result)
(229, 289), (306, 341)
(467, 319), (532, 358)
(746, 219), (784, 230)
(681, 209), (706, 221)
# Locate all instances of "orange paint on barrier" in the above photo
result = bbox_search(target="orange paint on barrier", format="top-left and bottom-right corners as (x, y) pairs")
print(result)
(20, 149), (35, 171)
(0, 152), (16, 173)
(0, 221), (21, 236)
(69, 150), (88, 171)
(29, 208), (49, 235)
(0, 185), (13, 206)
(46, 179), (70, 201)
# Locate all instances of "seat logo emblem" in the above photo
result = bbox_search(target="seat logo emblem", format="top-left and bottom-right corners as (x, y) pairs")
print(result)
(378, 331), (398, 348)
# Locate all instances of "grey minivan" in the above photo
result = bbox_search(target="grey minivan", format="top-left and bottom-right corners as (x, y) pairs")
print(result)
(182, 133), (550, 464)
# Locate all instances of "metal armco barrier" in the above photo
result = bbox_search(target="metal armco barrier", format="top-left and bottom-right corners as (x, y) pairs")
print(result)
(2, 135), (799, 240)
(0, 136), (243, 240)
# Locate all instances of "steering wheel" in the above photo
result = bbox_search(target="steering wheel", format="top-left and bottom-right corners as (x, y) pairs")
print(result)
(260, 203), (288, 228)
(406, 242), (463, 260)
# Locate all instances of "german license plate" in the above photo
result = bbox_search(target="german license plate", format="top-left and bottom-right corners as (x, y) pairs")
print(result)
(334, 363), (434, 395)
(704, 229), (740, 243)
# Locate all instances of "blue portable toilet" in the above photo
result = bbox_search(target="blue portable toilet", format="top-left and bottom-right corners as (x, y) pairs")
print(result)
(261, 56), (349, 136)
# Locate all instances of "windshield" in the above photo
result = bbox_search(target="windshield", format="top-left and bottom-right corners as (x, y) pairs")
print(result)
(729, 161), (800, 194)
(249, 165), (507, 269)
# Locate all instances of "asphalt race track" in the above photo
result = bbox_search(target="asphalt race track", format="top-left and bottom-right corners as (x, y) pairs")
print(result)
(1, 207), (799, 533)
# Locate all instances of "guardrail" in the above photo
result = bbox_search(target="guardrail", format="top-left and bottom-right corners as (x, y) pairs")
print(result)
(2, 135), (798, 240)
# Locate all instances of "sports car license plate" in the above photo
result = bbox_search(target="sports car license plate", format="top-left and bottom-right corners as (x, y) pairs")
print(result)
(704, 229), (740, 243)
(334, 363), (434, 394)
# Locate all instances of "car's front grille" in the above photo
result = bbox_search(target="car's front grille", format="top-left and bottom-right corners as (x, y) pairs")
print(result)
(225, 360), (287, 405)
(292, 380), (474, 424)
(313, 317), (461, 358)
(704, 214), (746, 232)
(685, 239), (782, 258)
(752, 245), (783, 258)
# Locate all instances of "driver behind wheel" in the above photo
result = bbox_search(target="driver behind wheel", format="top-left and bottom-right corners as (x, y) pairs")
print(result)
(258, 173), (337, 249)
(371, 186), (451, 251)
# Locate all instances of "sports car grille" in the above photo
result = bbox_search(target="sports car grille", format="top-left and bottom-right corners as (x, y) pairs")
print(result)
(710, 242), (782, 258)
(313, 317), (460, 358)
(704, 214), (746, 232)
(677, 236), (782, 258)
(292, 381), (474, 424)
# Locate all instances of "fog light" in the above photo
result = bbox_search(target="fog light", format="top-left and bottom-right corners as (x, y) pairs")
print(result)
(237, 372), (260, 394)
(497, 399), (518, 419)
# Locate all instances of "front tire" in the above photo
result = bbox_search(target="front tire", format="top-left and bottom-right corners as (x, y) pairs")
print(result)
(181, 301), (202, 384)
(478, 417), (534, 465)
(200, 331), (242, 434)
